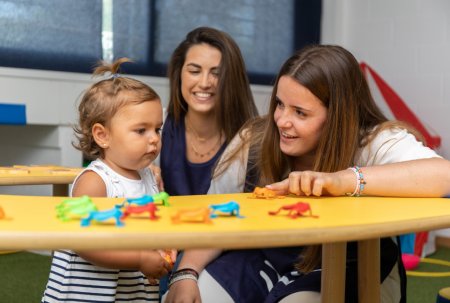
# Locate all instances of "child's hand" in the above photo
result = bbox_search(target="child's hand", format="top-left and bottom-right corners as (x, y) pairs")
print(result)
(138, 250), (174, 283)
(158, 249), (177, 266)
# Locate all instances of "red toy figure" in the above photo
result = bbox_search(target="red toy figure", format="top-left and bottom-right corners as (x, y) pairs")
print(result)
(171, 207), (212, 224)
(268, 202), (318, 219)
(121, 203), (159, 220)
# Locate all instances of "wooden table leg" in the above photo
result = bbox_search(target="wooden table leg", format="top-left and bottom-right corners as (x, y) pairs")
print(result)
(358, 238), (380, 303)
(52, 184), (69, 196)
(322, 242), (347, 303)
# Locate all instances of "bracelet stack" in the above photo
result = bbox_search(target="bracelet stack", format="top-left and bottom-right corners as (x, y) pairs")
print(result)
(168, 268), (199, 288)
(346, 166), (366, 197)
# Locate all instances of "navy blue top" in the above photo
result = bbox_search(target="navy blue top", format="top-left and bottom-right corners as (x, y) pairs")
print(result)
(160, 115), (226, 195)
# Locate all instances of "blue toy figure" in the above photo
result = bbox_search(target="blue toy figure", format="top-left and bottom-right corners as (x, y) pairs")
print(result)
(209, 201), (244, 218)
(80, 204), (124, 227)
(126, 192), (170, 207)
(126, 194), (154, 206)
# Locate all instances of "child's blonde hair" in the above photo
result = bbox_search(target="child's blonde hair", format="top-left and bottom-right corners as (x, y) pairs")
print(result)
(74, 57), (160, 159)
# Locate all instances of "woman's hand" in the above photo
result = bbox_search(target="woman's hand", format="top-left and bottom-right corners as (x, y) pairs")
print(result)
(267, 170), (354, 197)
(162, 248), (222, 303)
(164, 279), (201, 303)
(149, 163), (164, 191)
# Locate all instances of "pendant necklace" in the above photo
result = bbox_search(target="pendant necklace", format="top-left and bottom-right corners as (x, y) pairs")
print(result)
(186, 117), (222, 158)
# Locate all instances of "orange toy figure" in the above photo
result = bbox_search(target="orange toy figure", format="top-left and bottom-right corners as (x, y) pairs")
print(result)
(171, 207), (212, 224)
(164, 254), (173, 265)
(0, 206), (5, 219)
(121, 203), (159, 220)
(268, 202), (318, 219)
(250, 186), (283, 199)
(161, 249), (176, 266)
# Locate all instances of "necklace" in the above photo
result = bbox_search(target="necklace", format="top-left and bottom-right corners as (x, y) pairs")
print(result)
(185, 116), (222, 158)
(190, 136), (222, 158)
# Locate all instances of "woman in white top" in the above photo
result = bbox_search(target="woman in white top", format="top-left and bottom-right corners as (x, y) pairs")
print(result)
(164, 45), (450, 303)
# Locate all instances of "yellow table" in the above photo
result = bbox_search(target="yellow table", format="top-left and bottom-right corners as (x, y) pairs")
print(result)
(1, 193), (450, 303)
(0, 165), (82, 196)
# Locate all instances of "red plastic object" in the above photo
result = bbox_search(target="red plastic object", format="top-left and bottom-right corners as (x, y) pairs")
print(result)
(402, 253), (420, 270)
(268, 202), (318, 219)
(360, 62), (441, 149)
(121, 203), (158, 220)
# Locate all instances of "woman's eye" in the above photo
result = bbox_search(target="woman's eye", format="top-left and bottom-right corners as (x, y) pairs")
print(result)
(295, 109), (307, 117)
(276, 98), (284, 108)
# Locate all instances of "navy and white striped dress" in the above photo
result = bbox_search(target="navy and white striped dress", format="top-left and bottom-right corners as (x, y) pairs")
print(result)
(42, 159), (160, 302)
(43, 250), (159, 302)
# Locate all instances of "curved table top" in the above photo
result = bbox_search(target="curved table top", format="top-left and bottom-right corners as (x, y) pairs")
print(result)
(0, 193), (449, 250)
(0, 165), (81, 185)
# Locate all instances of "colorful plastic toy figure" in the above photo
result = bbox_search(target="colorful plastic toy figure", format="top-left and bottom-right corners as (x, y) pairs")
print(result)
(56, 196), (98, 222)
(81, 204), (124, 227)
(126, 192), (170, 207)
(0, 206), (5, 219)
(209, 201), (244, 218)
(162, 249), (175, 265)
(126, 195), (154, 206)
(151, 191), (170, 206)
(268, 202), (318, 219)
(250, 186), (282, 199)
(121, 203), (159, 220)
(171, 207), (212, 224)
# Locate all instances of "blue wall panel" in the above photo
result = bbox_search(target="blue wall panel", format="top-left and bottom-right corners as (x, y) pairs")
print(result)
(0, 103), (26, 125)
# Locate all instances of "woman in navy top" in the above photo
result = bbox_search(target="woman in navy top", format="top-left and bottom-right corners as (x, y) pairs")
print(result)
(160, 27), (258, 196)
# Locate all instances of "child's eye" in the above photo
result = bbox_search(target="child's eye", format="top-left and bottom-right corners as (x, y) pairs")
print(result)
(156, 128), (162, 135)
(135, 128), (146, 135)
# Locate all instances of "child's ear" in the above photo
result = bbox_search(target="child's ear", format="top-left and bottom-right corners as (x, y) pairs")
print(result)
(92, 123), (110, 148)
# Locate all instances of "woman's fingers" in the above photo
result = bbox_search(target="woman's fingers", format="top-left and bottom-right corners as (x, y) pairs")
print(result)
(267, 171), (338, 197)
(289, 171), (325, 196)
(266, 178), (290, 195)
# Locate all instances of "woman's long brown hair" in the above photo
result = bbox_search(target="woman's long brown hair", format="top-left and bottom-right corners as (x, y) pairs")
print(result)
(167, 27), (258, 144)
(213, 45), (421, 271)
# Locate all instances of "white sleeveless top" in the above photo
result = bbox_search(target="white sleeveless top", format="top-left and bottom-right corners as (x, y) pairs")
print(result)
(71, 158), (159, 198)
(42, 159), (161, 303)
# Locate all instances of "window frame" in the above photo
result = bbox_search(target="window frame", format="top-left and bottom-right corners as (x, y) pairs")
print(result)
(140, 0), (322, 85)
(0, 0), (321, 85)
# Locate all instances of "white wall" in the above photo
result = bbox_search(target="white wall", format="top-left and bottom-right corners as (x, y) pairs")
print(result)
(322, 0), (450, 159)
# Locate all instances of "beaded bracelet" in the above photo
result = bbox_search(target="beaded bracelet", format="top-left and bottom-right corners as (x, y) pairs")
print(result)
(170, 268), (199, 279)
(168, 273), (198, 288)
(346, 166), (366, 196)
(168, 268), (200, 288)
